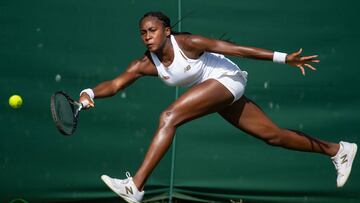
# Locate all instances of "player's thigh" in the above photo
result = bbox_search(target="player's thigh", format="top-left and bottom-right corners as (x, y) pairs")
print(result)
(217, 96), (281, 138)
(165, 79), (234, 126)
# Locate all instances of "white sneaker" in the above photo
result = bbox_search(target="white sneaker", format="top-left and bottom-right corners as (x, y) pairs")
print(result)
(101, 172), (144, 203)
(331, 141), (357, 187)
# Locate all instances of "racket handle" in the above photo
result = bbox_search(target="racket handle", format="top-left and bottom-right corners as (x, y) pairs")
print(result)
(80, 99), (89, 108)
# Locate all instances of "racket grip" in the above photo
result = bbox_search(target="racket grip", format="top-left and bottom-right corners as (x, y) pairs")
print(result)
(80, 99), (89, 108)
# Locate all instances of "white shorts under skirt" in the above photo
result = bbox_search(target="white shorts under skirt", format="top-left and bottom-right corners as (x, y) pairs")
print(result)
(206, 70), (248, 103)
(209, 70), (247, 103)
(193, 57), (248, 103)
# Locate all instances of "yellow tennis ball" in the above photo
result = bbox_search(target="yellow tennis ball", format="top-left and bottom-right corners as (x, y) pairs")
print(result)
(9, 95), (23, 109)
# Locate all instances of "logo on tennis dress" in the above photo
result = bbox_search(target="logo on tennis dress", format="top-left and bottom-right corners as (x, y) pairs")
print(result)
(162, 76), (170, 80)
(341, 154), (348, 164)
(184, 65), (191, 72)
(125, 186), (133, 195)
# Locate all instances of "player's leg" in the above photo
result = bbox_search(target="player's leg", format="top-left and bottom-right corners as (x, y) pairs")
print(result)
(218, 96), (357, 187)
(132, 79), (234, 189)
(218, 96), (340, 155)
(102, 79), (234, 202)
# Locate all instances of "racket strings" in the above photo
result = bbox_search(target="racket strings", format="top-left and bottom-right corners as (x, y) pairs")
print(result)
(51, 92), (79, 135)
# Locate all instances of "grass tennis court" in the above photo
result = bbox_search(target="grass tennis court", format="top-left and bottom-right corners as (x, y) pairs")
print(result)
(1, 0), (359, 202)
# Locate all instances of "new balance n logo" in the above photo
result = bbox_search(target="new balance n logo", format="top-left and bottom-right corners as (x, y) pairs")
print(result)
(341, 154), (348, 164)
(184, 65), (191, 72)
(125, 186), (133, 195)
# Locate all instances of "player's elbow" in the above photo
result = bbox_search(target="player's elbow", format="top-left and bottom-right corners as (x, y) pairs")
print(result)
(126, 60), (144, 75)
(109, 79), (122, 95)
(109, 59), (145, 94)
(110, 71), (142, 94)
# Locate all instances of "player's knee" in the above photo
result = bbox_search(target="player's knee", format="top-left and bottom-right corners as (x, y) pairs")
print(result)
(159, 108), (181, 128)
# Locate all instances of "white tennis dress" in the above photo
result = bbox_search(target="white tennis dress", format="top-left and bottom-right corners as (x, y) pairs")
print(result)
(150, 35), (248, 102)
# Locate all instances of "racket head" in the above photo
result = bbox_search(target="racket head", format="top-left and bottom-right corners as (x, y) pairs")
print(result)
(50, 91), (81, 135)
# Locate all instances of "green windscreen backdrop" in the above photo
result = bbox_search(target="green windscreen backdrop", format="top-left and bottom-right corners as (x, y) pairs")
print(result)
(1, 0), (359, 202)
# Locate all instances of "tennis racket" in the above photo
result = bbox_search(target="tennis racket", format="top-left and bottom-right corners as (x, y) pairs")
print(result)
(50, 91), (88, 135)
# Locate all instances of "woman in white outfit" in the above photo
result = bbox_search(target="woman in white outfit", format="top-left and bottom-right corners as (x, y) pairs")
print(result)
(79, 11), (357, 203)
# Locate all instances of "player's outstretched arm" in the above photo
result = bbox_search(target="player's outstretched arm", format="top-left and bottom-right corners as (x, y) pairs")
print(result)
(181, 35), (319, 75)
(79, 52), (157, 108)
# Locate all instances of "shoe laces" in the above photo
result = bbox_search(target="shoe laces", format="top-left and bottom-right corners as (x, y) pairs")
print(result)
(120, 171), (132, 184)
(126, 171), (131, 178)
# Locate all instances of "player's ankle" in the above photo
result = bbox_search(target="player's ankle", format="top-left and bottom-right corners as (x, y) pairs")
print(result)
(132, 175), (144, 191)
(329, 143), (341, 157)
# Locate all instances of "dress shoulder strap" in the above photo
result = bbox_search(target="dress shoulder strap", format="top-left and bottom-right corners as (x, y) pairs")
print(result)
(170, 35), (191, 60)
(149, 52), (162, 67)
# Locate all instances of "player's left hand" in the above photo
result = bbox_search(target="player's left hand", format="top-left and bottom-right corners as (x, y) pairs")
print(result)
(286, 48), (320, 76)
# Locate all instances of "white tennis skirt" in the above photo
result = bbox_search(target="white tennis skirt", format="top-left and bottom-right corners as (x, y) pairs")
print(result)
(211, 70), (247, 103)
(205, 69), (247, 103)
(197, 56), (248, 103)
(181, 53), (248, 103)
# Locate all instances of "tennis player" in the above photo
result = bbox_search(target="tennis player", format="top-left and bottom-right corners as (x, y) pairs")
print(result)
(79, 11), (357, 203)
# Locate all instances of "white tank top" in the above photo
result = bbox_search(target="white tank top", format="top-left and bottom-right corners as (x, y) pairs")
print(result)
(150, 35), (244, 87)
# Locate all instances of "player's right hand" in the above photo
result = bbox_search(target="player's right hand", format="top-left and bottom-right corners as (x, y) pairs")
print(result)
(79, 93), (95, 109)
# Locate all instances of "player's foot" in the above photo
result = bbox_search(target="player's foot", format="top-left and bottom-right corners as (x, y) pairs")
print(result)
(331, 141), (357, 187)
(101, 172), (144, 203)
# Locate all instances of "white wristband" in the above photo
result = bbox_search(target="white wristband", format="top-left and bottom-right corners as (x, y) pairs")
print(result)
(273, 51), (287, 64)
(80, 99), (89, 108)
(80, 88), (95, 100)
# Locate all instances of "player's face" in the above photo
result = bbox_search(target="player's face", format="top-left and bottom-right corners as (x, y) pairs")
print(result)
(139, 17), (170, 52)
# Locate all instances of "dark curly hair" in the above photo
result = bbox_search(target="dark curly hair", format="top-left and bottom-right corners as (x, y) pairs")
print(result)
(139, 11), (171, 28)
(139, 11), (191, 35)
